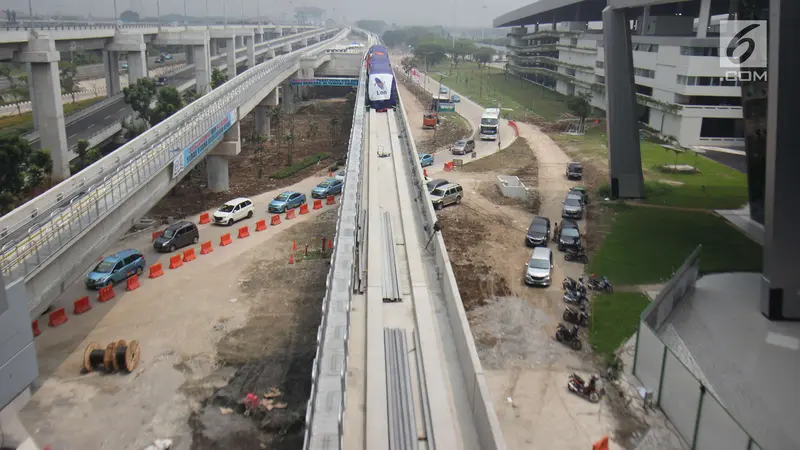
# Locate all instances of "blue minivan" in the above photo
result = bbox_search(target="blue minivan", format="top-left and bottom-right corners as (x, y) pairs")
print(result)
(86, 249), (146, 289)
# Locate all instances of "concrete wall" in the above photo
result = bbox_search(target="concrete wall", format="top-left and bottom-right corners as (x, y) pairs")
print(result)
(395, 88), (507, 450)
(496, 175), (528, 198)
(315, 53), (362, 77)
(0, 276), (37, 410)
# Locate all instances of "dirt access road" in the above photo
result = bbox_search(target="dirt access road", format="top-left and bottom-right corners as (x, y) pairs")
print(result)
(20, 174), (339, 450)
(399, 78), (639, 449)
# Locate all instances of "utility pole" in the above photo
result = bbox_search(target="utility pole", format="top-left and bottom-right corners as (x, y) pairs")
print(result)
(113, 0), (118, 28)
(241, 0), (245, 24)
(156, 0), (161, 28)
(206, 0), (210, 27)
(183, 0), (188, 29)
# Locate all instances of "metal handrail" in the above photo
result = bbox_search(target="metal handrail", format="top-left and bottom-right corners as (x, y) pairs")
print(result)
(0, 29), (347, 294)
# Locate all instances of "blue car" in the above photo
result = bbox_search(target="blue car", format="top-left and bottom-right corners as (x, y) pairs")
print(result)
(451, 94), (461, 103)
(311, 178), (344, 198)
(419, 153), (435, 167)
(268, 191), (307, 213)
(439, 86), (449, 94)
(86, 249), (146, 289)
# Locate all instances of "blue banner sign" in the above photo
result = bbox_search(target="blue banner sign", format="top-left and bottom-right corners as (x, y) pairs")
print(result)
(289, 77), (359, 87)
(172, 110), (236, 178)
(438, 102), (456, 112)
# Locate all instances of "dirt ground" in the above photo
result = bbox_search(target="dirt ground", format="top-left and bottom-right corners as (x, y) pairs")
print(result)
(397, 76), (472, 154)
(148, 99), (353, 220)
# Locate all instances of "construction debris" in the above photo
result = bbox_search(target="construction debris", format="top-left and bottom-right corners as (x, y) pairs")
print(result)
(263, 387), (281, 399)
(143, 438), (173, 450)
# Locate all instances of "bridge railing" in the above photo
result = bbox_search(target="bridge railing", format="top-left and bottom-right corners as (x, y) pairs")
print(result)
(0, 29), (347, 292)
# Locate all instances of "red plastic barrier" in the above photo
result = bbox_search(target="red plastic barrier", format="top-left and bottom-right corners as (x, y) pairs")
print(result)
(32, 320), (41, 337)
(199, 212), (211, 224)
(151, 230), (162, 241)
(169, 254), (183, 269)
(183, 248), (196, 262)
(73, 296), (92, 314)
(508, 119), (519, 137)
(271, 214), (281, 226)
(326, 195), (336, 205)
(200, 241), (213, 254)
(126, 274), (141, 291)
(285, 208), (296, 220)
(423, 169), (428, 178)
(313, 199), (323, 210)
(98, 285), (116, 303)
(149, 263), (164, 278)
(48, 308), (68, 327)
(220, 233), (233, 246)
(255, 219), (267, 231)
(238, 226), (250, 239)
(299, 204), (309, 215)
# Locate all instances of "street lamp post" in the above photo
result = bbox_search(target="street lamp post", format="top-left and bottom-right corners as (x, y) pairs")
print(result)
(241, 0), (245, 25)
(183, 0), (188, 29)
(27, 0), (34, 30)
(113, 0), (118, 28)
(156, 0), (161, 28)
(205, 0), (210, 27)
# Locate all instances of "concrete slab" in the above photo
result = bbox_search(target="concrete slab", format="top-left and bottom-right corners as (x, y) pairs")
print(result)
(715, 206), (764, 245)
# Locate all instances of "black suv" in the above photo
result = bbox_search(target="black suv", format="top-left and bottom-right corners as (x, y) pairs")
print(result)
(566, 162), (583, 180)
(154, 221), (200, 253)
(557, 220), (582, 252)
(525, 216), (551, 247)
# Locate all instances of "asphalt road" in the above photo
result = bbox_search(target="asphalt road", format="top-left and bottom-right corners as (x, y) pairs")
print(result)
(700, 150), (748, 173)
(30, 98), (132, 150)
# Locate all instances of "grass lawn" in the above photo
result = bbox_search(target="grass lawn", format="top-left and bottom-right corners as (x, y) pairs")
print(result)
(422, 62), (572, 121)
(590, 292), (650, 358)
(552, 126), (748, 209)
(587, 205), (762, 285)
(0, 97), (104, 135)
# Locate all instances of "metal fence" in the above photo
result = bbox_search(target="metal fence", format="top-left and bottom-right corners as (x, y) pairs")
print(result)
(633, 247), (764, 450)
(0, 29), (347, 291)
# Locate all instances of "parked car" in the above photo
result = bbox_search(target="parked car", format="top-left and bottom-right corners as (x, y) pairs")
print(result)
(419, 153), (435, 167)
(562, 195), (584, 219)
(566, 162), (583, 180)
(164, 53), (173, 60)
(426, 179), (449, 194)
(268, 191), (306, 213)
(524, 247), (553, 287)
(570, 186), (590, 204)
(567, 191), (584, 206)
(153, 221), (199, 253)
(429, 183), (463, 210)
(156, 76), (168, 86)
(213, 197), (255, 225)
(85, 249), (146, 289)
(525, 216), (551, 247)
(451, 139), (475, 155)
(439, 86), (449, 94)
(451, 94), (461, 103)
(155, 55), (165, 63)
(335, 170), (346, 182)
(558, 220), (582, 252)
(121, 62), (129, 70)
(311, 178), (344, 198)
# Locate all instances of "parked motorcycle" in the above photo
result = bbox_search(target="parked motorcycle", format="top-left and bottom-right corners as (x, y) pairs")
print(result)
(564, 248), (589, 264)
(563, 288), (588, 306)
(568, 373), (602, 403)
(555, 323), (582, 350)
(562, 276), (586, 292)
(588, 274), (613, 293)
(563, 304), (589, 327)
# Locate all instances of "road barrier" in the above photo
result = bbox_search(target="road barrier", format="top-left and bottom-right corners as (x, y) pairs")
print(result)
(126, 275), (141, 291)
(48, 308), (68, 327)
(286, 208), (297, 220)
(199, 213), (211, 224)
(98, 285), (115, 302)
(73, 296), (92, 314)
(32, 320), (41, 337)
(149, 263), (164, 278)
(313, 199), (323, 210)
(238, 226), (250, 239)
(508, 120), (519, 137)
(200, 241), (213, 254)
(299, 204), (310, 215)
(152, 231), (163, 241)
(271, 214), (282, 225)
(220, 233), (233, 246)
(255, 219), (267, 231)
(169, 255), (183, 269)
(326, 195), (336, 205)
(183, 248), (196, 262)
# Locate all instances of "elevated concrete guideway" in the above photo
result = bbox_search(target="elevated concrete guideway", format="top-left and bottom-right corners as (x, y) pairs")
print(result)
(0, 29), (350, 319)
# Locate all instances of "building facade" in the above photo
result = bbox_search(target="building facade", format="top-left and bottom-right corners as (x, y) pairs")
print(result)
(507, 17), (745, 148)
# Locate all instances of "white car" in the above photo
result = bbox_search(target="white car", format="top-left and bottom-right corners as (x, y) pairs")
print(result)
(335, 170), (346, 182)
(212, 197), (254, 226)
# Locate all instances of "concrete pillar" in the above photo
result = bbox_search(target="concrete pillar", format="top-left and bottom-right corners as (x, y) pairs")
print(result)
(267, 49), (276, 59)
(275, 28), (283, 37)
(206, 155), (230, 192)
(226, 37), (236, 79)
(281, 82), (295, 113)
(210, 39), (219, 56)
(255, 33), (263, 44)
(103, 50), (121, 96)
(185, 45), (195, 64)
(25, 63), (38, 129)
(193, 42), (211, 94)
(640, 6), (650, 35)
(246, 34), (256, 69)
(761, 0), (800, 320)
(289, 27), (298, 35)
(301, 38), (308, 47)
(696, 0), (711, 38)
(235, 35), (243, 49)
(127, 50), (148, 85)
(602, 6), (644, 198)
(282, 43), (292, 54)
(255, 105), (269, 138)
(20, 35), (69, 181)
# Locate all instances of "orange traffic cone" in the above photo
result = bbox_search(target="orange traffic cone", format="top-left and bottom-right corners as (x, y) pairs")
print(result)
(292, 240), (297, 251)
(329, 170), (333, 177)
(423, 169), (428, 178)
(288, 253), (295, 265)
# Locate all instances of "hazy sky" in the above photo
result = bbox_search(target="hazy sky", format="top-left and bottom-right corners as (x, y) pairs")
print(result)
(5, 0), (529, 28)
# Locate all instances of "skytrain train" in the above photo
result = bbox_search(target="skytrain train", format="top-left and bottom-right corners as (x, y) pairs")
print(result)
(366, 45), (397, 111)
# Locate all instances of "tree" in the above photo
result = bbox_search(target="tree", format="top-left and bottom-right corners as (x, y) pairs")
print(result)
(355, 20), (388, 34)
(328, 117), (341, 146)
(474, 47), (496, 68)
(0, 135), (53, 211)
(284, 115), (297, 166)
(119, 10), (140, 22)
(566, 92), (593, 134)
(59, 61), (79, 103)
(306, 114), (318, 140)
(122, 77), (158, 125)
(211, 68), (228, 89)
(413, 40), (448, 72)
(151, 87), (184, 124)
(182, 88), (201, 105)
(452, 39), (477, 69)
(75, 140), (91, 169)
(0, 68), (29, 115)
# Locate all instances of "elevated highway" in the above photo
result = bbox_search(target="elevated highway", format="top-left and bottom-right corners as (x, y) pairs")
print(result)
(0, 28), (349, 318)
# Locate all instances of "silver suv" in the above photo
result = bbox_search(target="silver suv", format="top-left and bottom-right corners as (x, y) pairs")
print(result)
(562, 193), (584, 219)
(525, 247), (553, 286)
(430, 183), (463, 210)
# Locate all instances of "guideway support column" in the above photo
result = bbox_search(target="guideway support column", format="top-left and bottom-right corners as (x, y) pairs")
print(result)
(226, 36), (236, 79)
(280, 80), (295, 114)
(761, 0), (800, 320)
(102, 50), (121, 96)
(107, 33), (148, 86)
(20, 34), (69, 181)
(207, 122), (241, 192)
(246, 33), (256, 69)
(151, 30), (210, 92)
(255, 88), (279, 139)
(602, 6), (644, 198)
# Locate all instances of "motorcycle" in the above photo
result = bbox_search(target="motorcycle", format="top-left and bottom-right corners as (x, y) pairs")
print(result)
(562, 276), (585, 292)
(563, 304), (589, 327)
(563, 288), (588, 306)
(564, 248), (589, 264)
(555, 323), (582, 350)
(568, 373), (602, 403)
(588, 274), (613, 293)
